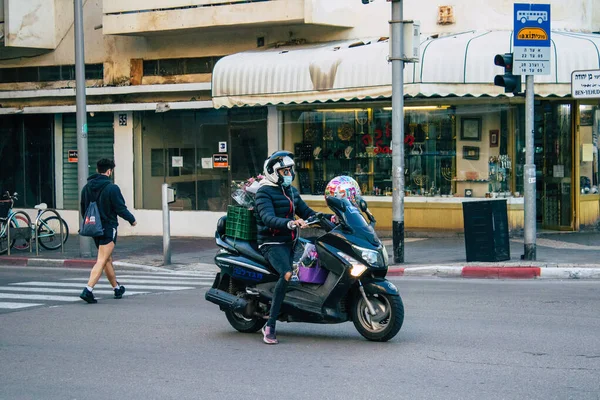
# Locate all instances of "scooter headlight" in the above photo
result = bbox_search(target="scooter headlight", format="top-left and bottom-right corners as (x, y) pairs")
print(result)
(351, 245), (380, 267)
(337, 252), (368, 277)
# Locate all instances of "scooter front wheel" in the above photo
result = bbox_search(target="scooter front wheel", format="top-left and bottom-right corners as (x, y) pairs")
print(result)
(352, 293), (404, 342)
(225, 310), (265, 333)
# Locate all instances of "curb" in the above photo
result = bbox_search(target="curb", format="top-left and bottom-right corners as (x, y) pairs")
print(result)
(0, 256), (218, 273)
(0, 256), (159, 271)
(3, 256), (600, 280)
(388, 265), (600, 279)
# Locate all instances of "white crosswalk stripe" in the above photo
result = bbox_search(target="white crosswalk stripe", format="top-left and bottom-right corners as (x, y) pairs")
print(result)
(0, 286), (148, 295)
(62, 277), (213, 285)
(11, 282), (197, 290)
(0, 271), (214, 312)
(0, 302), (44, 309)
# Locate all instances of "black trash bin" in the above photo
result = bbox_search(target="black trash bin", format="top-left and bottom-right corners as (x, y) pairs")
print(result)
(462, 199), (510, 262)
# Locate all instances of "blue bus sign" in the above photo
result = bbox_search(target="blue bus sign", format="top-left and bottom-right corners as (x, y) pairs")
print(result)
(513, 3), (551, 75)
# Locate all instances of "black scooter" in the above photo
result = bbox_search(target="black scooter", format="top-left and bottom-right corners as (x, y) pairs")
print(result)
(205, 196), (404, 342)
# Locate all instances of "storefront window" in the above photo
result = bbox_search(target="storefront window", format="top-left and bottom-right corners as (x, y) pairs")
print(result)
(578, 103), (599, 195)
(0, 115), (54, 208)
(516, 101), (573, 227)
(283, 106), (456, 196)
(134, 108), (267, 211)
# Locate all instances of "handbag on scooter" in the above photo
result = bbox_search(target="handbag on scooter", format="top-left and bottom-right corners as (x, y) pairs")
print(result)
(297, 243), (328, 284)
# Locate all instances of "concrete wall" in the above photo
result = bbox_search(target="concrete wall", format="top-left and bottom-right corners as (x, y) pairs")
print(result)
(403, 0), (599, 35)
(3, 0), (73, 49)
(1, 0), (597, 86)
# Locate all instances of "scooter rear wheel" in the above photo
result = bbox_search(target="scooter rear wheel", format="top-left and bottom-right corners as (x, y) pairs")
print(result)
(352, 293), (404, 342)
(225, 310), (265, 333)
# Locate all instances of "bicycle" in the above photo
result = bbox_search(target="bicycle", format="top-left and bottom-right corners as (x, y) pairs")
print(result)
(0, 192), (32, 254)
(0, 192), (70, 252)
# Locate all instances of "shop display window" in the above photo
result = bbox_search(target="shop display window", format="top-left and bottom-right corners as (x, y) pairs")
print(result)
(284, 106), (456, 196)
(578, 104), (599, 195)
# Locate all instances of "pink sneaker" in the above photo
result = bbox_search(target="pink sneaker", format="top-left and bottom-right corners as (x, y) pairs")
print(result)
(262, 325), (278, 345)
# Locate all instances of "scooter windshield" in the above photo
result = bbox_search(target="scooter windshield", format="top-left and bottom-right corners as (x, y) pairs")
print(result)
(326, 197), (378, 245)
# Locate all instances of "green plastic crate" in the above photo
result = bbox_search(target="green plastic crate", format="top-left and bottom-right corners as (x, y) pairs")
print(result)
(226, 205), (257, 240)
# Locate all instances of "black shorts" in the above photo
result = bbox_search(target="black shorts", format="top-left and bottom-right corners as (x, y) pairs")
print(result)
(93, 227), (118, 248)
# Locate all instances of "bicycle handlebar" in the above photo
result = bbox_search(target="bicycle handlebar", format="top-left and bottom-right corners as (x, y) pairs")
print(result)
(2, 191), (18, 202)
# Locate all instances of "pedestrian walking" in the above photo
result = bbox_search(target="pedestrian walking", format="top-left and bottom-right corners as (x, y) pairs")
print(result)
(79, 158), (137, 304)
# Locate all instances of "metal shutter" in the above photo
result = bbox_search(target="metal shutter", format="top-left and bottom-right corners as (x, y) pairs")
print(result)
(62, 113), (114, 210)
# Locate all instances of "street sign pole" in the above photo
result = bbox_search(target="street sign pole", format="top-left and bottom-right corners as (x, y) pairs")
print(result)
(524, 75), (536, 260)
(513, 3), (551, 260)
(74, 0), (92, 257)
(390, 0), (405, 263)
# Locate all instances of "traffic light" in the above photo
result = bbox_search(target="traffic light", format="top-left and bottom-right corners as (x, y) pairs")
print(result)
(494, 53), (521, 94)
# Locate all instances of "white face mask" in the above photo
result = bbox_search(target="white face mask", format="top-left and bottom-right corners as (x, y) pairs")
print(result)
(282, 175), (293, 187)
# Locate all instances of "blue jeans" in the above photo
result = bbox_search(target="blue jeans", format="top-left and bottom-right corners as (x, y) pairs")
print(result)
(260, 243), (294, 329)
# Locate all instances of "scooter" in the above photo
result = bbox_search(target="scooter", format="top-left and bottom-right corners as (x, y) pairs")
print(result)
(205, 196), (404, 342)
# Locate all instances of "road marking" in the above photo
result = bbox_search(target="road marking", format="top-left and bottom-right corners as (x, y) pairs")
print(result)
(0, 302), (44, 309)
(0, 286), (147, 295)
(0, 272), (212, 312)
(0, 293), (83, 302)
(0, 292), (144, 301)
(60, 278), (213, 285)
(10, 282), (195, 291)
(118, 273), (216, 278)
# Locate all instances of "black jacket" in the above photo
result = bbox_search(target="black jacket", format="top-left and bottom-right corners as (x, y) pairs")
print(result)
(80, 174), (135, 229)
(255, 184), (315, 245)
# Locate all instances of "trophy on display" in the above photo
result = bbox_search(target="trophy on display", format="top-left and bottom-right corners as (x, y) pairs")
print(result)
(356, 111), (368, 135)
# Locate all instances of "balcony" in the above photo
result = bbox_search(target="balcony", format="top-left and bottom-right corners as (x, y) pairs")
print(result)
(102, 0), (356, 36)
(0, 0), (72, 58)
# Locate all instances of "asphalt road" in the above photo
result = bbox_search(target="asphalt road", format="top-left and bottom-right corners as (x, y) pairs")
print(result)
(1, 267), (599, 400)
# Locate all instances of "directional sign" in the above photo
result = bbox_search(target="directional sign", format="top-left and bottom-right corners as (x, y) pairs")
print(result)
(572, 69), (600, 99)
(513, 3), (551, 75)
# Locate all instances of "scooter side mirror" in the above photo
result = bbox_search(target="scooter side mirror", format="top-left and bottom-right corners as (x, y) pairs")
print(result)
(357, 197), (368, 213)
(356, 196), (376, 225)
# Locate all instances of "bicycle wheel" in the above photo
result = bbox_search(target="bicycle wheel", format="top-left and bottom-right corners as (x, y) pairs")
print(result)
(0, 219), (17, 255)
(37, 216), (69, 250)
(12, 212), (32, 251)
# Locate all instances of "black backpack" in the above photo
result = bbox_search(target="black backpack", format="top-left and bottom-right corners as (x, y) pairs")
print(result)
(80, 185), (108, 237)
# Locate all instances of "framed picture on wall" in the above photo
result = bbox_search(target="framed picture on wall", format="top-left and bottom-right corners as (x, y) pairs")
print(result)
(489, 129), (499, 148)
(461, 117), (482, 141)
(580, 108), (593, 126)
(463, 146), (480, 160)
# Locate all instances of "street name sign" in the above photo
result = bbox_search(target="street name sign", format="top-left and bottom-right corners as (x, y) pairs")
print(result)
(572, 69), (600, 99)
(513, 3), (551, 75)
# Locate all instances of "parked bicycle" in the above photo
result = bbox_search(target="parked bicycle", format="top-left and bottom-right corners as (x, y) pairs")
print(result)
(0, 192), (29, 254)
(0, 191), (69, 253)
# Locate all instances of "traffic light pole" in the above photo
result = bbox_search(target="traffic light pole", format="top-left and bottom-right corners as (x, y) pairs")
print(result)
(75, 0), (92, 257)
(523, 75), (536, 260)
(390, 0), (405, 263)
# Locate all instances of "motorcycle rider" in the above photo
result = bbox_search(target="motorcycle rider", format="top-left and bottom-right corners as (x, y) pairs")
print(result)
(255, 151), (318, 345)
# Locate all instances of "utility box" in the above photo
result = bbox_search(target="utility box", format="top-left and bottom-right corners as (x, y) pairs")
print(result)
(389, 20), (421, 63)
(462, 200), (510, 262)
(166, 186), (176, 204)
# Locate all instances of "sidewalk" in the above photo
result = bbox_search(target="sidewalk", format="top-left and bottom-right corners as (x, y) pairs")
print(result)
(2, 231), (600, 279)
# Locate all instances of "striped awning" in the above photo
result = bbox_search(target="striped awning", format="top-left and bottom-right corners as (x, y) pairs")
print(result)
(212, 30), (600, 108)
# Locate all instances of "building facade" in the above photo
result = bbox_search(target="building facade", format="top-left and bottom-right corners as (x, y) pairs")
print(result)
(0, 0), (599, 236)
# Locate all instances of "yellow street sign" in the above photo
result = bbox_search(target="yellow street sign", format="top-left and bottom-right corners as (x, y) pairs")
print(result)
(517, 28), (548, 41)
